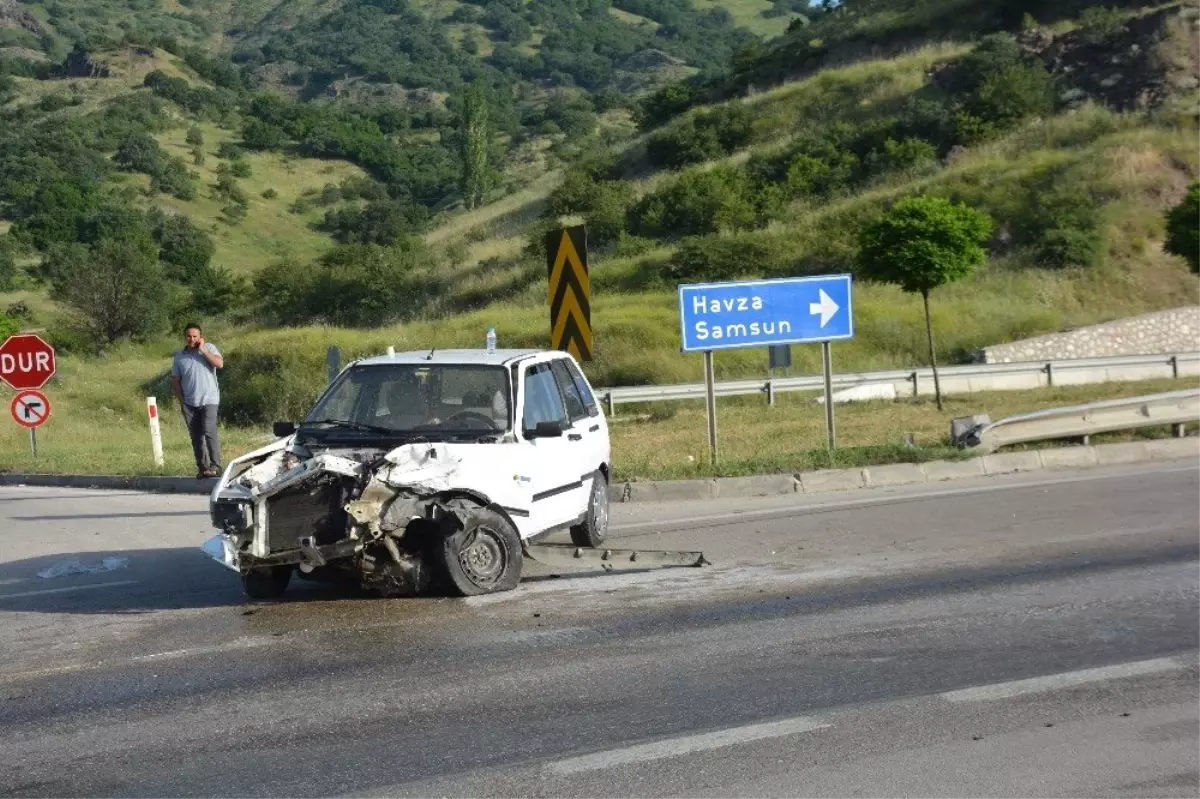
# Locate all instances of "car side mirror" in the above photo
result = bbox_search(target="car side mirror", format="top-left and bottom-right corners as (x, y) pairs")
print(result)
(273, 421), (297, 438)
(527, 420), (565, 439)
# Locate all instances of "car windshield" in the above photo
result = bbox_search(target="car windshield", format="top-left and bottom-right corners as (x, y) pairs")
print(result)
(302, 363), (511, 439)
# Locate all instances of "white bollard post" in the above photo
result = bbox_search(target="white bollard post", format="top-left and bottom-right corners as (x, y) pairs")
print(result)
(386, 346), (396, 357)
(147, 396), (165, 467)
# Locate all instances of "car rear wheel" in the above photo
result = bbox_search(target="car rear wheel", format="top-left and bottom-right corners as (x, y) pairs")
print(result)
(570, 471), (609, 548)
(439, 508), (523, 596)
(242, 565), (292, 599)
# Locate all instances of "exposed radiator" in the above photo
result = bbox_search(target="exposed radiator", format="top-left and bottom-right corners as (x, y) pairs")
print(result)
(266, 480), (348, 552)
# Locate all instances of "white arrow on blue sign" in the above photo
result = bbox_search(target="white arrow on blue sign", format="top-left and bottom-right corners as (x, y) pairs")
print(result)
(678, 274), (854, 353)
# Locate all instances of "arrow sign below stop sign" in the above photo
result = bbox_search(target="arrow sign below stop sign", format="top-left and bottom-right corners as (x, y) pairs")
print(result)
(11, 389), (51, 429)
(0, 333), (56, 390)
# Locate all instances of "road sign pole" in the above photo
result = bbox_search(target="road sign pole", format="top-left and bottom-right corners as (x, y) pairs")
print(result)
(29, 428), (37, 458)
(822, 341), (836, 450)
(147, 396), (165, 467)
(704, 350), (718, 465)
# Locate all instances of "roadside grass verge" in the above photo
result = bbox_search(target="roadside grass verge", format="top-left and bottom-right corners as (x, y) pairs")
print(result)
(0, 377), (1192, 481)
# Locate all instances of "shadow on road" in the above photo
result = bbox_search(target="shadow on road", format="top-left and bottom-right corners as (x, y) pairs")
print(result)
(0, 547), (373, 614)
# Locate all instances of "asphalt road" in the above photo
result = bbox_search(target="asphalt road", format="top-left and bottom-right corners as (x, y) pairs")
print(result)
(0, 459), (1197, 797)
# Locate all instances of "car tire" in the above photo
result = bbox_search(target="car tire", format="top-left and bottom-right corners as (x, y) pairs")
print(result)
(439, 507), (523, 596)
(570, 471), (609, 548)
(242, 566), (292, 599)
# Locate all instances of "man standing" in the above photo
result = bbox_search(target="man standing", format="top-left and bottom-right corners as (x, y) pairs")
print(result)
(171, 323), (225, 478)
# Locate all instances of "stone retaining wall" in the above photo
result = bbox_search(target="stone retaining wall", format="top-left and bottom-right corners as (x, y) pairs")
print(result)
(982, 307), (1200, 364)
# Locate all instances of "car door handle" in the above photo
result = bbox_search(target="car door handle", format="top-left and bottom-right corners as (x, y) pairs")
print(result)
(568, 433), (583, 441)
(589, 425), (600, 432)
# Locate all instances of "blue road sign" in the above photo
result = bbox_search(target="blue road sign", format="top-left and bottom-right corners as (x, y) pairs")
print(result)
(678, 274), (854, 353)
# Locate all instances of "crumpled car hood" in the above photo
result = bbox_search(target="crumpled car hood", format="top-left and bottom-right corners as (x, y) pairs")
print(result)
(378, 442), (462, 493)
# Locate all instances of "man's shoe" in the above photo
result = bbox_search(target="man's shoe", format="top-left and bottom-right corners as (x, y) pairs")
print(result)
(203, 466), (221, 478)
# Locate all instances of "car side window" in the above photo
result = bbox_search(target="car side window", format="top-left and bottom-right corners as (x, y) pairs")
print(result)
(550, 359), (589, 423)
(522, 363), (567, 431)
(562, 358), (599, 417)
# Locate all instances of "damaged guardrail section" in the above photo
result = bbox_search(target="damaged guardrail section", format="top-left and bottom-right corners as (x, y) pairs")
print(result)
(959, 389), (1200, 452)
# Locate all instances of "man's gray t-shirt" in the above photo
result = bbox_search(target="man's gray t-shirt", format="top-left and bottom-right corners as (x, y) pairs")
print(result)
(171, 344), (221, 406)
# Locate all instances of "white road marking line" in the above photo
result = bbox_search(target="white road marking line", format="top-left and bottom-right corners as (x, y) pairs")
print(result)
(544, 715), (830, 775)
(611, 465), (1199, 533)
(0, 580), (138, 599)
(940, 655), (1193, 703)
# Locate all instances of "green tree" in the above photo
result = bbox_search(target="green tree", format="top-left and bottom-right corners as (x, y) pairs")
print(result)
(50, 238), (169, 344)
(0, 240), (16, 291)
(114, 132), (163, 174)
(156, 213), (215, 274)
(458, 83), (492, 210)
(1165, 183), (1199, 273)
(857, 196), (994, 410)
(186, 126), (204, 147)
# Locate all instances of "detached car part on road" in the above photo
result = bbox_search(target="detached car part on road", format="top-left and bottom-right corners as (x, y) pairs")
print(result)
(203, 348), (705, 599)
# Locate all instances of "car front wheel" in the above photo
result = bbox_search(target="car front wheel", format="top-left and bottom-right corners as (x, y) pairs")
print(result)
(242, 565), (292, 599)
(439, 507), (523, 596)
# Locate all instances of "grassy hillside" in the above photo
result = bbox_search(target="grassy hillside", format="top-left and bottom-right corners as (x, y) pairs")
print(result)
(0, 0), (1197, 480)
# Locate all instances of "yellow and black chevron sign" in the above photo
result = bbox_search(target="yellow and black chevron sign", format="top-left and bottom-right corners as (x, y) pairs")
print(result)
(546, 225), (592, 361)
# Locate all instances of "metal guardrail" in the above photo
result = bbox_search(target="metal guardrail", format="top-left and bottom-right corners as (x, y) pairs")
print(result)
(596, 352), (1200, 412)
(968, 388), (1200, 452)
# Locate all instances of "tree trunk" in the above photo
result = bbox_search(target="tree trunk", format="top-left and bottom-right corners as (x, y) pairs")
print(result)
(922, 289), (943, 411)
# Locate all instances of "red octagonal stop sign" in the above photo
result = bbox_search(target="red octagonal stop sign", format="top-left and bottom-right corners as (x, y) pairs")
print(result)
(0, 334), (56, 390)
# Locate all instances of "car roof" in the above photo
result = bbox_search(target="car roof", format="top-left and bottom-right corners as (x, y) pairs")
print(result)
(354, 348), (549, 368)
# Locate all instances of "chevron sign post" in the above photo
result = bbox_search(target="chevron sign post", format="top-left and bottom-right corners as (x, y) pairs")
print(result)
(546, 225), (593, 361)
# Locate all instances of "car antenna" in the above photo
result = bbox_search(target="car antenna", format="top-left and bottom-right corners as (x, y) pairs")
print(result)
(425, 345), (435, 360)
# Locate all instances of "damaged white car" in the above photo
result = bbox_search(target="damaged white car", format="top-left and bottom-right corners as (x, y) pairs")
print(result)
(203, 348), (614, 599)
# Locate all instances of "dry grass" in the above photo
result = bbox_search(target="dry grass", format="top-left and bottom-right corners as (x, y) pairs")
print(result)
(612, 377), (1198, 479)
(0, 376), (1191, 479)
(152, 123), (366, 274)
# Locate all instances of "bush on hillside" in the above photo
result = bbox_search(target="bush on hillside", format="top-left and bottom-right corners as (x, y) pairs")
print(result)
(319, 200), (429, 245)
(629, 165), (758, 239)
(154, 212), (215, 273)
(0, 243), (14, 292)
(113, 133), (196, 200)
(666, 234), (788, 283)
(254, 243), (436, 327)
(863, 137), (937, 177)
(546, 172), (635, 247)
(0, 312), (18, 341)
(635, 81), (705, 131)
(940, 33), (1056, 138)
(1077, 6), (1127, 47)
(966, 64), (1055, 131)
(1165, 183), (1199, 273)
(1020, 188), (1104, 269)
(218, 350), (326, 426)
(645, 103), (753, 169)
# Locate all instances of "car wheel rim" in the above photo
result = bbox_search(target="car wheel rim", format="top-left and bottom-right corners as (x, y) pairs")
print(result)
(459, 527), (506, 586)
(592, 484), (609, 539)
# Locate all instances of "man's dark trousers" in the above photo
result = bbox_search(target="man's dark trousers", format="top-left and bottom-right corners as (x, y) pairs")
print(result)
(182, 404), (221, 473)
